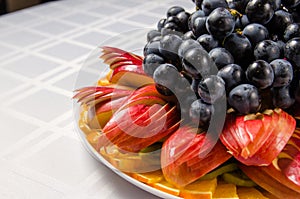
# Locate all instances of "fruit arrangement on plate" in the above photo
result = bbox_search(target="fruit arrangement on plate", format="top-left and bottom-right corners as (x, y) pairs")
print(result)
(74, 0), (300, 198)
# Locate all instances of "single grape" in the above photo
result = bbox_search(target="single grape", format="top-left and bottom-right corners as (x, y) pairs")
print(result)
(188, 10), (206, 30)
(267, 10), (294, 37)
(157, 18), (166, 31)
(197, 34), (219, 52)
(217, 64), (245, 91)
(208, 47), (234, 69)
(223, 33), (253, 68)
(182, 31), (197, 40)
(177, 11), (190, 32)
(163, 22), (181, 32)
(246, 60), (274, 89)
(245, 0), (274, 24)
(270, 59), (293, 87)
(201, 0), (229, 16)
(206, 7), (235, 39)
(191, 15), (208, 37)
(272, 86), (295, 109)
(142, 54), (165, 77)
(147, 30), (161, 42)
(178, 39), (203, 58)
(165, 16), (181, 26)
(182, 47), (217, 78)
(190, 99), (214, 126)
(284, 23), (300, 41)
(153, 64), (180, 96)
(228, 84), (261, 114)
(254, 40), (281, 62)
(167, 6), (185, 17)
(198, 75), (226, 104)
(159, 34), (183, 65)
(144, 40), (160, 57)
(242, 23), (269, 46)
(285, 37), (300, 68)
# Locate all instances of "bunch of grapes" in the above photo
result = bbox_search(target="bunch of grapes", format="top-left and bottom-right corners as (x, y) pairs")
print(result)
(143, 0), (300, 127)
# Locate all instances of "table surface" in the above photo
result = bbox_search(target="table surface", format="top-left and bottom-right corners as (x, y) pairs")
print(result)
(0, 0), (195, 199)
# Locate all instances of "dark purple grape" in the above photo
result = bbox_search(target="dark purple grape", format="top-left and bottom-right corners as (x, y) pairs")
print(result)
(217, 64), (245, 91)
(191, 15), (208, 37)
(163, 22), (181, 32)
(190, 99), (214, 126)
(284, 23), (300, 41)
(144, 40), (160, 56)
(182, 31), (197, 40)
(242, 23), (269, 46)
(167, 6), (185, 17)
(159, 34), (183, 64)
(206, 7), (235, 39)
(143, 54), (165, 77)
(254, 40), (281, 62)
(153, 64), (180, 96)
(245, 0), (274, 24)
(197, 34), (219, 52)
(228, 84), (261, 114)
(267, 10), (294, 37)
(182, 47), (217, 78)
(157, 18), (166, 31)
(270, 59), (294, 87)
(285, 37), (300, 68)
(208, 47), (234, 69)
(166, 16), (181, 25)
(201, 0), (229, 16)
(246, 60), (274, 89)
(235, 15), (250, 29)
(176, 11), (190, 32)
(147, 30), (161, 42)
(223, 33), (253, 68)
(198, 75), (226, 104)
(178, 39), (203, 57)
(188, 10), (206, 30)
(272, 86), (295, 109)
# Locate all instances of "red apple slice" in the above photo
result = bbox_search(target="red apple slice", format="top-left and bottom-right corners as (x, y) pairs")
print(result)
(109, 64), (154, 88)
(161, 127), (232, 188)
(221, 109), (296, 166)
(240, 164), (300, 199)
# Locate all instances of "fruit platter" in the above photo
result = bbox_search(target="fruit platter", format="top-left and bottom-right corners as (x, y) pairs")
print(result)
(73, 0), (300, 198)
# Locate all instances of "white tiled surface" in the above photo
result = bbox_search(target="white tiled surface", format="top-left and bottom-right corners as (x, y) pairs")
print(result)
(0, 0), (194, 198)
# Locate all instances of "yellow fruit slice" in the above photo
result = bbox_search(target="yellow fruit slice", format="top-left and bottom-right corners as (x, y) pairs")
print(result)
(180, 178), (217, 199)
(237, 187), (268, 199)
(153, 180), (180, 196)
(132, 170), (164, 184)
(213, 183), (239, 199)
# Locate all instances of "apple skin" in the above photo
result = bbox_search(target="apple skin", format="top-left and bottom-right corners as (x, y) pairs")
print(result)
(240, 164), (300, 199)
(109, 64), (154, 88)
(221, 109), (296, 166)
(101, 46), (143, 70)
(161, 126), (232, 188)
(98, 102), (179, 153)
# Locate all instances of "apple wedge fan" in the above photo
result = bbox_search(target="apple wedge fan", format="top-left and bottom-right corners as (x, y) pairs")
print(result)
(74, 1), (300, 198)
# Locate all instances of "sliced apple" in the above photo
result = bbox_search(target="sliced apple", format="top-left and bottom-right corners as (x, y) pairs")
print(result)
(221, 109), (296, 166)
(109, 64), (154, 88)
(100, 46), (143, 70)
(240, 164), (300, 199)
(161, 127), (231, 188)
